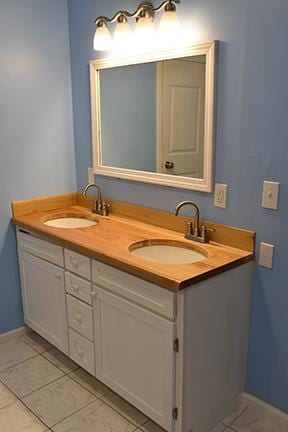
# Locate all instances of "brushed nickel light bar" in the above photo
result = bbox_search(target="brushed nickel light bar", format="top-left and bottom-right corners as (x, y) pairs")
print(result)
(93, 0), (181, 51)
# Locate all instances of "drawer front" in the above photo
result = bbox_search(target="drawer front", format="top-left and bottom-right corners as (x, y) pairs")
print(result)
(64, 249), (91, 279)
(92, 260), (175, 319)
(69, 329), (95, 375)
(65, 272), (92, 305)
(67, 295), (94, 340)
(17, 229), (64, 267)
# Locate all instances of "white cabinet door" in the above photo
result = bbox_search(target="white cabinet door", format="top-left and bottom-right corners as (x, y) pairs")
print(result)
(95, 287), (175, 431)
(19, 251), (68, 354)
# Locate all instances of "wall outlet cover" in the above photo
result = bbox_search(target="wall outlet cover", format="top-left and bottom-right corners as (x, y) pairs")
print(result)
(259, 242), (275, 269)
(214, 183), (228, 208)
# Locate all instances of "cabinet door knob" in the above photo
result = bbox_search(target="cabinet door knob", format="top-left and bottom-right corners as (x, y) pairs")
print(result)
(74, 313), (83, 324)
(75, 348), (84, 358)
(71, 258), (79, 268)
(56, 274), (62, 281)
(72, 284), (80, 292)
(89, 291), (97, 298)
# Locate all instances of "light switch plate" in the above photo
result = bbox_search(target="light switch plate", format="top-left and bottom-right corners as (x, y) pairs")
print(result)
(88, 167), (94, 184)
(214, 183), (228, 208)
(259, 242), (275, 269)
(262, 181), (280, 210)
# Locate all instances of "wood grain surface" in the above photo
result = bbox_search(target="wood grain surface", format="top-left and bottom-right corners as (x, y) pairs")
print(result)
(12, 202), (254, 290)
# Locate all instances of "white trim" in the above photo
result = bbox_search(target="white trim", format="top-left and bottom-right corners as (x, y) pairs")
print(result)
(90, 41), (217, 193)
(242, 393), (288, 429)
(0, 326), (31, 345)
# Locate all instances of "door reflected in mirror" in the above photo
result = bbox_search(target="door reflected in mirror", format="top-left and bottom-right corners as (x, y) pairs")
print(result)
(100, 55), (206, 178)
(90, 42), (217, 192)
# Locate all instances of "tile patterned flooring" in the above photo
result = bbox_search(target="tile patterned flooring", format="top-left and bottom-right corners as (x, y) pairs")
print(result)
(0, 333), (286, 432)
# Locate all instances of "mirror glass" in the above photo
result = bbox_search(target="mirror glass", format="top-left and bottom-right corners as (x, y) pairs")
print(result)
(90, 42), (216, 192)
(99, 55), (206, 179)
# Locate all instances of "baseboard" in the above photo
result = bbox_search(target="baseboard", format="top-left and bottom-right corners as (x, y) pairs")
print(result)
(242, 393), (288, 429)
(0, 325), (32, 344)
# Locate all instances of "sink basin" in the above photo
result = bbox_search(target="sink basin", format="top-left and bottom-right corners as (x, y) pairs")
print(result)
(129, 240), (206, 264)
(43, 214), (98, 229)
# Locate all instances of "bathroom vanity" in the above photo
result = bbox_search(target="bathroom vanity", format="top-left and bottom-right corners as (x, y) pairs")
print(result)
(12, 194), (254, 432)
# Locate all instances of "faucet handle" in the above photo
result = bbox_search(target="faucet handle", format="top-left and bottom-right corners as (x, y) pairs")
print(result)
(184, 221), (193, 235)
(102, 202), (110, 216)
(201, 225), (216, 242)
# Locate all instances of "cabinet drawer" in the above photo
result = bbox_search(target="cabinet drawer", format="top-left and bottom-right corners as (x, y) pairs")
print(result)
(92, 260), (175, 319)
(67, 295), (94, 340)
(64, 249), (91, 279)
(65, 272), (93, 305)
(69, 329), (95, 375)
(17, 230), (64, 267)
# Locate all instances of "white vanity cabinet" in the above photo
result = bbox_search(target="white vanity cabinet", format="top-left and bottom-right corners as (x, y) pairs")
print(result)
(16, 228), (253, 432)
(17, 230), (68, 354)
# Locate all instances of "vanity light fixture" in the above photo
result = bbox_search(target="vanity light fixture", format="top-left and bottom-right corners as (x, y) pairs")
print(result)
(93, 0), (181, 51)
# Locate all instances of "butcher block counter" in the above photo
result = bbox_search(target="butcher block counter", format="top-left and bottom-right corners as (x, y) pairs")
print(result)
(11, 193), (254, 290)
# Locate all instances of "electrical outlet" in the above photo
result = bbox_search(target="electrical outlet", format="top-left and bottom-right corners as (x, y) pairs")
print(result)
(259, 242), (275, 269)
(262, 181), (280, 210)
(88, 167), (94, 184)
(214, 183), (228, 208)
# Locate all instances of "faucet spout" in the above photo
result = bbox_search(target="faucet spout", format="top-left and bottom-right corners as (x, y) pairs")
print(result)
(174, 200), (200, 236)
(82, 182), (109, 216)
(82, 183), (102, 204)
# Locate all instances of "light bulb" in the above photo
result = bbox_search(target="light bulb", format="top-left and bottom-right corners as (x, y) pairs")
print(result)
(159, 8), (180, 46)
(114, 17), (133, 49)
(93, 22), (112, 51)
(135, 16), (155, 49)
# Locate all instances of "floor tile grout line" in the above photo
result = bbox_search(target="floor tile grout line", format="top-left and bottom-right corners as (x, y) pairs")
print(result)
(21, 387), (101, 430)
(20, 334), (55, 355)
(0, 367), (99, 432)
(98, 397), (149, 429)
(0, 381), (48, 429)
(65, 370), (149, 429)
(222, 406), (248, 427)
(227, 426), (239, 432)
(0, 374), (67, 411)
(67, 369), (110, 400)
(38, 349), (80, 375)
(0, 379), (20, 410)
(1, 337), (149, 430)
(48, 398), (103, 429)
(224, 406), (249, 427)
(19, 395), (53, 429)
(17, 373), (67, 400)
(0, 352), (39, 375)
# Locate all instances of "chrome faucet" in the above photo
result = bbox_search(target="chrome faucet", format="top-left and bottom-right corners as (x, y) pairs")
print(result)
(174, 200), (215, 243)
(82, 183), (110, 216)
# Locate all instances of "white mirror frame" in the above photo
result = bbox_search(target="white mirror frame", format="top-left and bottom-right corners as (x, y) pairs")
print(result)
(90, 41), (217, 192)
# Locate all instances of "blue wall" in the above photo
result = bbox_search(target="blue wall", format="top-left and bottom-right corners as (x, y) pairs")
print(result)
(101, 63), (156, 172)
(0, 0), (76, 333)
(68, 0), (288, 413)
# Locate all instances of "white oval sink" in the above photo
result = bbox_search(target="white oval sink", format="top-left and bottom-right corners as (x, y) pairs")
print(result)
(129, 241), (206, 264)
(43, 217), (98, 229)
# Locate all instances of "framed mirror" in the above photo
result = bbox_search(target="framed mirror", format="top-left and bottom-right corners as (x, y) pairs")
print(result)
(90, 41), (217, 192)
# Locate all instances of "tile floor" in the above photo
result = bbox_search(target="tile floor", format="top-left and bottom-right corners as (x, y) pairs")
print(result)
(0, 333), (286, 432)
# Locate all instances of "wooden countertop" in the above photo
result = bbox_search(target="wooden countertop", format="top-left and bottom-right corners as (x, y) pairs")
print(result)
(12, 205), (254, 290)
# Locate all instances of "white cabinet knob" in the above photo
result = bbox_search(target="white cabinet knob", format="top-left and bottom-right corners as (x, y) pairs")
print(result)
(89, 291), (97, 298)
(74, 314), (83, 324)
(72, 284), (80, 292)
(71, 258), (79, 268)
(75, 347), (84, 358)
